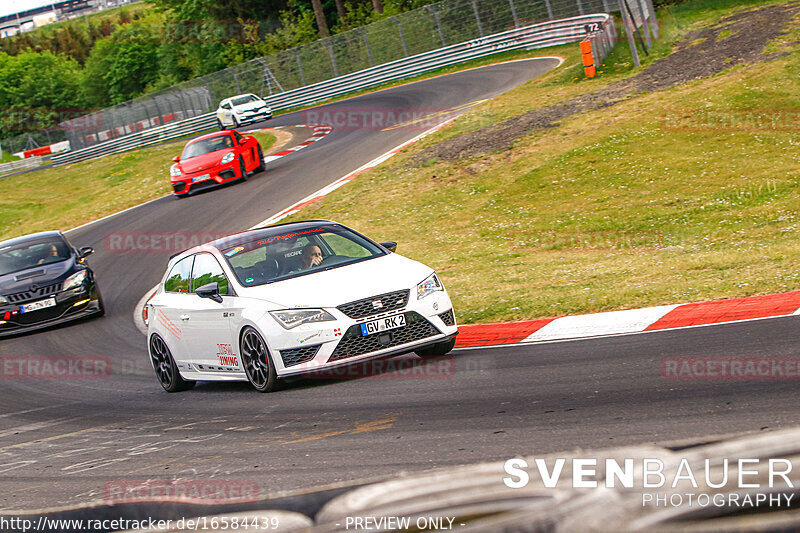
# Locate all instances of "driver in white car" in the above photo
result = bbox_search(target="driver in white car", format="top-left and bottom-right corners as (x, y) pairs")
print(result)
(299, 244), (323, 270)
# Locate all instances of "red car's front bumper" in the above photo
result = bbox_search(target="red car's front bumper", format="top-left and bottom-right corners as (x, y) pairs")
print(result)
(171, 161), (243, 196)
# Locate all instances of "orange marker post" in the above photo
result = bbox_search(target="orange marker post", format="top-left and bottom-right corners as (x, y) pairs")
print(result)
(580, 39), (595, 78)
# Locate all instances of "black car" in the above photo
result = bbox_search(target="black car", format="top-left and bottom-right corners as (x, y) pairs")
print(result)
(0, 231), (104, 336)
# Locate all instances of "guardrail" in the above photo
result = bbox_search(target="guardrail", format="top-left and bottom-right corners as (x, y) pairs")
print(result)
(52, 113), (217, 166)
(0, 155), (47, 176)
(263, 14), (612, 113)
(52, 13), (614, 167)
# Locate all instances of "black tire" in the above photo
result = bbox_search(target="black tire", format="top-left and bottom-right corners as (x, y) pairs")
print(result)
(239, 159), (248, 180)
(175, 193), (188, 199)
(216, 119), (224, 130)
(95, 290), (105, 317)
(240, 327), (279, 392)
(415, 337), (456, 358)
(149, 334), (195, 392)
(255, 145), (265, 173)
(232, 116), (240, 129)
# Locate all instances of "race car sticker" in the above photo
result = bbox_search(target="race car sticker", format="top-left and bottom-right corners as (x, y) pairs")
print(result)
(216, 344), (239, 367)
(225, 246), (244, 257)
(156, 309), (182, 340)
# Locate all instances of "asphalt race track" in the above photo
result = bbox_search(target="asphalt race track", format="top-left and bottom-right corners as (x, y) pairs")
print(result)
(1, 57), (798, 513)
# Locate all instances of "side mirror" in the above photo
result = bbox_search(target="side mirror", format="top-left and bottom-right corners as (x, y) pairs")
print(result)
(78, 246), (94, 259)
(172, 155), (180, 162)
(380, 242), (397, 253)
(195, 282), (223, 303)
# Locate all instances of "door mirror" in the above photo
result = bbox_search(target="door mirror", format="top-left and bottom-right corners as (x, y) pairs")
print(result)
(172, 155), (180, 162)
(380, 242), (397, 253)
(78, 246), (94, 259)
(195, 282), (223, 303)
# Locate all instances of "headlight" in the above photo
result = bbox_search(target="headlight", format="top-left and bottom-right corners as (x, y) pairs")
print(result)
(63, 270), (87, 291)
(221, 152), (235, 165)
(417, 272), (443, 300)
(0, 295), (7, 305)
(270, 309), (335, 329)
(170, 165), (182, 177)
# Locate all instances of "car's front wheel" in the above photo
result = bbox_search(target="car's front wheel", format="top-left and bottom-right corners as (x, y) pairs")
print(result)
(150, 334), (195, 392)
(216, 118), (224, 130)
(415, 337), (456, 358)
(255, 146), (265, 173)
(240, 327), (279, 392)
(232, 116), (240, 128)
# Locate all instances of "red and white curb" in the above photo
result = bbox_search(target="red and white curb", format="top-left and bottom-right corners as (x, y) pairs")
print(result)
(259, 124), (332, 165)
(253, 116), (459, 227)
(455, 291), (800, 348)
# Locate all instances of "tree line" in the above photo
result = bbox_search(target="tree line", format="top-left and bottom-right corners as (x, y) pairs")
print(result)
(0, 0), (431, 141)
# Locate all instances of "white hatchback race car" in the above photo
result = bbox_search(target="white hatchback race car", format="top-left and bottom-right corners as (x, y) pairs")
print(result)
(146, 221), (458, 392)
(215, 94), (272, 129)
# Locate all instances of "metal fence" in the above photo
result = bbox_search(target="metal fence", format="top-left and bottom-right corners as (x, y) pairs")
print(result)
(52, 13), (615, 166)
(55, 0), (615, 151)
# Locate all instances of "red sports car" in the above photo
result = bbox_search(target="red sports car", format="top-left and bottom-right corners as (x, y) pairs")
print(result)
(170, 130), (265, 197)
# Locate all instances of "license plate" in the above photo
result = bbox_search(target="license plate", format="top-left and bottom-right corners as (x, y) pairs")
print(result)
(192, 174), (210, 183)
(360, 314), (406, 336)
(21, 297), (56, 313)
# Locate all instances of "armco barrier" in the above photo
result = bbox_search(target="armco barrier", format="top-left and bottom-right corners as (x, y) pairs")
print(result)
(0, 155), (47, 176)
(261, 14), (613, 112)
(52, 14), (614, 167)
(52, 113), (217, 166)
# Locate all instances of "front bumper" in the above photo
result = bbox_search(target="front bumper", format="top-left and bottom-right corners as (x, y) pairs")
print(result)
(236, 110), (272, 125)
(171, 162), (243, 195)
(265, 290), (458, 378)
(0, 284), (103, 337)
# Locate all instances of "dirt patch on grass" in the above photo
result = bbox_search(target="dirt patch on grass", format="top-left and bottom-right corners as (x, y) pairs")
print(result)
(417, 2), (800, 162)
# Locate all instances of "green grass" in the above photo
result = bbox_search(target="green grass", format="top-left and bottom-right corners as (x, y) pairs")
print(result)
(0, 131), (276, 239)
(282, 0), (800, 324)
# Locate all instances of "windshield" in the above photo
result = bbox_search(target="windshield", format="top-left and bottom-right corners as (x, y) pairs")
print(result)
(181, 134), (235, 159)
(0, 236), (71, 276)
(220, 225), (386, 286)
(231, 95), (260, 106)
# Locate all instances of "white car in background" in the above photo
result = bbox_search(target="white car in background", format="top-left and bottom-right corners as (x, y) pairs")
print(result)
(215, 94), (272, 129)
(146, 221), (458, 393)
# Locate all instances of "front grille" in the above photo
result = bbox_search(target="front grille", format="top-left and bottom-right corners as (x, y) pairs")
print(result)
(219, 169), (236, 180)
(173, 182), (186, 193)
(188, 180), (220, 193)
(280, 345), (321, 367)
(329, 312), (440, 362)
(337, 289), (410, 319)
(438, 309), (455, 327)
(6, 283), (63, 304)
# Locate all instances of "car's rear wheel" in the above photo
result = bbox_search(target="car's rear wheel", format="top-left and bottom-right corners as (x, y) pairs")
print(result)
(255, 146), (265, 173)
(150, 334), (195, 392)
(240, 327), (279, 392)
(415, 337), (456, 358)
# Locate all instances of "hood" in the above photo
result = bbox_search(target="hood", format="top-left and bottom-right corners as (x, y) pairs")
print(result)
(179, 150), (232, 174)
(0, 257), (77, 294)
(240, 253), (433, 309)
(234, 101), (267, 111)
